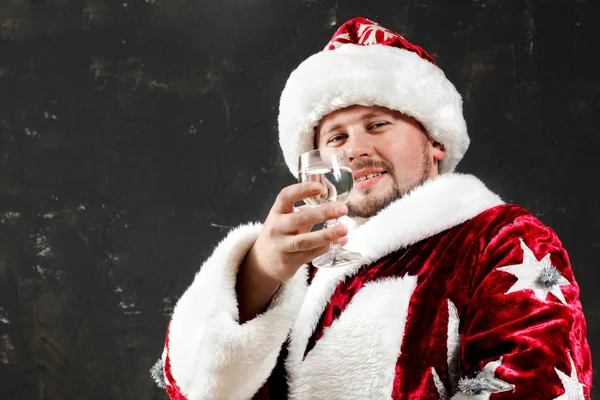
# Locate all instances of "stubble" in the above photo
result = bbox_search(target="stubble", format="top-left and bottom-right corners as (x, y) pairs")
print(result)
(347, 142), (431, 219)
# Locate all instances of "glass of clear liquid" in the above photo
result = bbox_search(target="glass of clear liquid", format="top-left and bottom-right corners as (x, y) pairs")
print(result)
(298, 148), (362, 268)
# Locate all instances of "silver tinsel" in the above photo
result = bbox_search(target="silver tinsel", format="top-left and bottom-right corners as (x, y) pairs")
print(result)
(150, 358), (166, 389)
(538, 265), (562, 288)
(455, 357), (515, 397)
(457, 377), (487, 395)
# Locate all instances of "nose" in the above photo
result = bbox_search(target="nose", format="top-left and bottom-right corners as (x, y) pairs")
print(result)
(344, 132), (373, 162)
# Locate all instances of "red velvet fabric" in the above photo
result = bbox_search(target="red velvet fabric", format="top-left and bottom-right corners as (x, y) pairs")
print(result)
(323, 17), (436, 65)
(387, 204), (592, 398)
(168, 204), (593, 399)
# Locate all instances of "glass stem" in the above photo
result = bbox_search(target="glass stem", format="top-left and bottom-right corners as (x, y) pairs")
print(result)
(325, 218), (342, 250)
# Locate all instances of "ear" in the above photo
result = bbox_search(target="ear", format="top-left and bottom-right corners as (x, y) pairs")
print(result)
(432, 141), (446, 162)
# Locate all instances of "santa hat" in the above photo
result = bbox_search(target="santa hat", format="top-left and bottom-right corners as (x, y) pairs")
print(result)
(278, 17), (470, 177)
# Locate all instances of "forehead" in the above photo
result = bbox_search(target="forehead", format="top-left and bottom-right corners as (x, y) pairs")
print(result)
(317, 105), (395, 130)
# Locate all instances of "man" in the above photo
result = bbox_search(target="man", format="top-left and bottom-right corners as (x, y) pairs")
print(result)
(152, 17), (592, 399)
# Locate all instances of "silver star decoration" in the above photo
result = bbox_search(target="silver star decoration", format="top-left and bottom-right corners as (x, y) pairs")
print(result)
(451, 358), (515, 399)
(431, 367), (448, 399)
(553, 353), (585, 400)
(497, 238), (570, 305)
(431, 299), (463, 399)
(150, 357), (166, 388)
(447, 299), (462, 391)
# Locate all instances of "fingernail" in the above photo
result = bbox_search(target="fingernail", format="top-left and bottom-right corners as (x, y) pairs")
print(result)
(337, 236), (349, 246)
(336, 205), (348, 215)
(310, 183), (322, 191)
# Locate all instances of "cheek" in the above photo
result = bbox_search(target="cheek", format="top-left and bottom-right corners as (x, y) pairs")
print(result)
(379, 139), (428, 178)
(381, 138), (421, 165)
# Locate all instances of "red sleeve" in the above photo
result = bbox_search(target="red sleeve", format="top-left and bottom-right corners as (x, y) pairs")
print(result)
(458, 212), (592, 399)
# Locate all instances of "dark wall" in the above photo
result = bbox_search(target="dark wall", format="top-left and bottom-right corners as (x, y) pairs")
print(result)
(0, 0), (598, 398)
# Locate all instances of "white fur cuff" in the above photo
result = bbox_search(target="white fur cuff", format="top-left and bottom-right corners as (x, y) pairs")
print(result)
(167, 222), (308, 399)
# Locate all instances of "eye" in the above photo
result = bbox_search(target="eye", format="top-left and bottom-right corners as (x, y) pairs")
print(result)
(369, 122), (389, 129)
(327, 134), (347, 144)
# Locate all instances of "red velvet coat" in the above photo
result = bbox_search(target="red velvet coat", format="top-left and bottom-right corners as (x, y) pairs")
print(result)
(157, 174), (592, 399)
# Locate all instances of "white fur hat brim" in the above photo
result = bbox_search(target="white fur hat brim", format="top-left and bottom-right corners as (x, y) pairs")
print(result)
(278, 44), (470, 178)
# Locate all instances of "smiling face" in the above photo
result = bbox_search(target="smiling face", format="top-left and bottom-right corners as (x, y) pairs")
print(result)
(315, 105), (446, 219)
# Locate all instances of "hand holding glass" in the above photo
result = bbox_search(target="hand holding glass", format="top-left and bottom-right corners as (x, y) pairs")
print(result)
(298, 149), (362, 268)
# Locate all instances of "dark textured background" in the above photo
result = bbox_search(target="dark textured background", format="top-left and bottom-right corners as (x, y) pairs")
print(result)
(0, 0), (598, 398)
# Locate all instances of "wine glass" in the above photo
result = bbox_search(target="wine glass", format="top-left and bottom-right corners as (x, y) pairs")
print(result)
(298, 148), (362, 268)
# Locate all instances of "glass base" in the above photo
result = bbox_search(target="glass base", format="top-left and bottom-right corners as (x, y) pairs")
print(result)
(312, 246), (362, 268)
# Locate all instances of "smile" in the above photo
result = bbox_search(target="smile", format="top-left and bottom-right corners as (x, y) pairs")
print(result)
(355, 172), (384, 182)
(354, 171), (386, 189)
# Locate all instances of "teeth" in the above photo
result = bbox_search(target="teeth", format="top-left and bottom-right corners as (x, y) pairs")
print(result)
(356, 172), (382, 182)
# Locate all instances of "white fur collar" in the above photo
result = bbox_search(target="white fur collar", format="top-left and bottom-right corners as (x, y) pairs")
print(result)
(286, 173), (504, 391)
(343, 172), (504, 263)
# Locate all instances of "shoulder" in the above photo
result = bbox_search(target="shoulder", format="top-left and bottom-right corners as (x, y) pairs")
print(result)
(454, 204), (565, 278)
(471, 203), (534, 225)
(465, 203), (573, 289)
(464, 203), (555, 242)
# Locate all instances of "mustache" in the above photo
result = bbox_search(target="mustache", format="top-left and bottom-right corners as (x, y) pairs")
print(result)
(351, 159), (393, 172)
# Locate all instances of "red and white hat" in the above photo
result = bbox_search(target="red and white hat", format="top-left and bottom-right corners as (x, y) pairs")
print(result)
(278, 17), (470, 177)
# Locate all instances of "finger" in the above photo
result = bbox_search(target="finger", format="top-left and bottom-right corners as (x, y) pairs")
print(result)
(281, 203), (348, 233)
(286, 225), (348, 253)
(336, 235), (349, 246)
(295, 235), (350, 266)
(291, 204), (311, 215)
(292, 205), (319, 235)
(303, 243), (332, 262)
(273, 182), (324, 214)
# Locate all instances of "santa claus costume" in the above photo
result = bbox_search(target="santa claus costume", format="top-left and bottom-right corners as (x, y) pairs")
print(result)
(152, 17), (592, 399)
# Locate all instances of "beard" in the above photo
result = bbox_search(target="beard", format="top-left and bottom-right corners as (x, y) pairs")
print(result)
(347, 143), (431, 219)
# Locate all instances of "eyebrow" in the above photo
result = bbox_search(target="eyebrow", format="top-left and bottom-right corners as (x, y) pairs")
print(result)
(325, 112), (382, 134)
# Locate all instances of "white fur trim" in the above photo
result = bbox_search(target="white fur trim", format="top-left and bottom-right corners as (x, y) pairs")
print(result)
(279, 43), (469, 177)
(167, 222), (308, 399)
(288, 276), (418, 399)
(345, 173), (504, 264)
(286, 173), (503, 397)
